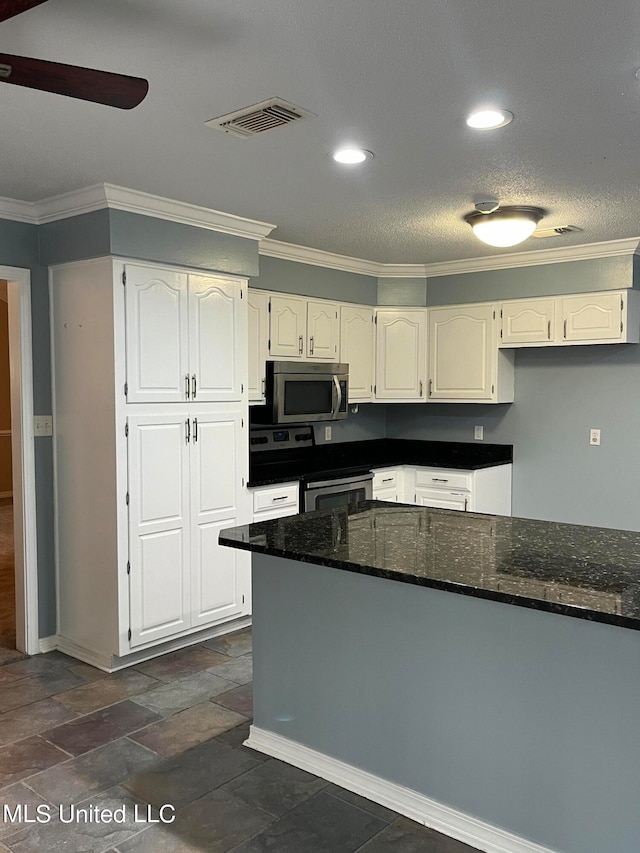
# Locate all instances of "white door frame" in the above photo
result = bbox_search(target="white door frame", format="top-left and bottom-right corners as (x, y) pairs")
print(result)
(3, 265), (39, 654)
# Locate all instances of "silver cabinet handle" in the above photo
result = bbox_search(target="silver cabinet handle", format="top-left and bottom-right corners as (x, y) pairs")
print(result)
(310, 336), (314, 355)
(191, 374), (197, 399)
(432, 477), (449, 482)
(185, 374), (190, 400)
(272, 495), (288, 502)
(193, 417), (198, 443)
(419, 380), (423, 396)
(298, 335), (304, 354)
(382, 478), (393, 483)
(428, 379), (433, 397)
(185, 418), (190, 443)
(563, 319), (567, 339)
(548, 320), (551, 340)
(262, 377), (266, 397)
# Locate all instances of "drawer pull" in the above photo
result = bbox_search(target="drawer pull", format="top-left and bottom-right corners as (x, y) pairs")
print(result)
(272, 495), (288, 502)
(381, 477), (393, 483)
(432, 477), (449, 483)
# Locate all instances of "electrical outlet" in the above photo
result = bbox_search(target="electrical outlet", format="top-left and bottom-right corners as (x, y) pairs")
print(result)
(474, 425), (484, 441)
(34, 415), (53, 437)
(324, 426), (332, 441)
(589, 428), (601, 446)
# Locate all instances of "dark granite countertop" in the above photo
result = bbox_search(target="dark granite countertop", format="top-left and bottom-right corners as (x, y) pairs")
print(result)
(249, 439), (512, 486)
(220, 501), (640, 631)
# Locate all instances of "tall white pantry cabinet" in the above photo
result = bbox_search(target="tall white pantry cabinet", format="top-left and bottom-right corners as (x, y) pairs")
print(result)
(50, 258), (251, 669)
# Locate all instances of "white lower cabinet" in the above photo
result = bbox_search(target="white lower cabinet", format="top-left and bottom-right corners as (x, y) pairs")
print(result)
(372, 468), (401, 502)
(250, 482), (300, 520)
(372, 464), (512, 516)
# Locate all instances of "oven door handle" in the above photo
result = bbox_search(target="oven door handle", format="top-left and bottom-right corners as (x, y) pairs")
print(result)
(332, 374), (342, 419)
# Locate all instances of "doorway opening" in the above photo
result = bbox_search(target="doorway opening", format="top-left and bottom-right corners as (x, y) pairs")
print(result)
(0, 268), (38, 656)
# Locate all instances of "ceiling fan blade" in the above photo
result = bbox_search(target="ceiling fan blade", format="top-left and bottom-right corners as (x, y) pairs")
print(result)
(0, 53), (148, 109)
(0, 0), (49, 24)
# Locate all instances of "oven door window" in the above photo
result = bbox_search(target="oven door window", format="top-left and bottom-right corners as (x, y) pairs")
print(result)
(284, 380), (333, 417)
(313, 485), (368, 511)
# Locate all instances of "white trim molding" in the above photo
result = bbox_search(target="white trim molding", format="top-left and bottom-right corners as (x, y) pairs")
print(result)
(246, 727), (558, 853)
(259, 238), (382, 277)
(3, 266), (39, 655)
(0, 184), (277, 242)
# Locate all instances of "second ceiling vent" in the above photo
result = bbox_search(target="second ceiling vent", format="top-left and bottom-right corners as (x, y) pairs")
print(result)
(205, 98), (314, 138)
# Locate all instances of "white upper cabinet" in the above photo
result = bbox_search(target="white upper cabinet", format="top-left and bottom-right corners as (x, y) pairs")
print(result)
(248, 289), (270, 403)
(306, 300), (339, 360)
(499, 290), (640, 347)
(125, 264), (189, 403)
(124, 263), (246, 403)
(269, 294), (307, 358)
(560, 291), (631, 343)
(428, 303), (514, 403)
(340, 305), (374, 401)
(500, 298), (556, 346)
(374, 309), (427, 401)
(188, 275), (246, 402)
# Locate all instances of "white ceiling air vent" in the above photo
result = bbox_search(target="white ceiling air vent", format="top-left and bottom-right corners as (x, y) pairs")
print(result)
(531, 225), (583, 238)
(205, 98), (315, 138)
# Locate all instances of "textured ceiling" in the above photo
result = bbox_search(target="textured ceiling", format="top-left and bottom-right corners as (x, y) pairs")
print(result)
(1, 0), (640, 264)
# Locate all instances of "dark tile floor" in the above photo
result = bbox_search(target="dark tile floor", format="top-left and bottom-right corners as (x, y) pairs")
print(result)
(0, 628), (480, 852)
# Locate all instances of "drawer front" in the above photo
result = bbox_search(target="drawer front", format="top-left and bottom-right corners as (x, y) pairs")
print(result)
(373, 469), (398, 490)
(415, 468), (471, 491)
(253, 483), (299, 513)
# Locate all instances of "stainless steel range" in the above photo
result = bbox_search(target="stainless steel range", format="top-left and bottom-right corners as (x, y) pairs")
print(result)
(249, 425), (373, 513)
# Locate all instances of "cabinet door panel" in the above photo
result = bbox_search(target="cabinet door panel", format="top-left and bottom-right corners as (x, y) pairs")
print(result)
(128, 415), (191, 647)
(190, 412), (245, 627)
(429, 305), (493, 400)
(307, 300), (338, 360)
(501, 299), (555, 345)
(125, 265), (188, 403)
(415, 488), (468, 511)
(248, 290), (270, 402)
(375, 311), (426, 400)
(561, 293), (622, 342)
(269, 296), (306, 358)
(340, 306), (373, 401)
(189, 275), (244, 401)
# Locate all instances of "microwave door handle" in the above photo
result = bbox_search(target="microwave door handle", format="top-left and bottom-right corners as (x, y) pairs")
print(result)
(332, 375), (342, 418)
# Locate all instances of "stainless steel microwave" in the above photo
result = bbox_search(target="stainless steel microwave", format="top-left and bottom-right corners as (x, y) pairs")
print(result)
(263, 361), (348, 424)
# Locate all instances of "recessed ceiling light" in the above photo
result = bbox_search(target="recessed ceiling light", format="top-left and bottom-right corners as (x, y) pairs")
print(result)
(332, 148), (374, 164)
(465, 108), (513, 129)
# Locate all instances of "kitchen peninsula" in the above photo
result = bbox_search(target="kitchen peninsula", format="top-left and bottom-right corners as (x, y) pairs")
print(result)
(220, 503), (640, 853)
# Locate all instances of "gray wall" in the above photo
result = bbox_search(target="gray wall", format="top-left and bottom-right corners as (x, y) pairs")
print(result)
(254, 255), (377, 304)
(427, 254), (635, 306)
(312, 404), (386, 444)
(0, 219), (56, 635)
(377, 276), (427, 306)
(253, 552), (640, 853)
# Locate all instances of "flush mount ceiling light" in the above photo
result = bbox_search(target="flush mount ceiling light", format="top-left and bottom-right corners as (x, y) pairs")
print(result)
(464, 204), (545, 247)
(465, 108), (513, 129)
(332, 147), (374, 164)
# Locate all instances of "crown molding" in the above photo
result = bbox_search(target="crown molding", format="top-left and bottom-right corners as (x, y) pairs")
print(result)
(261, 235), (640, 278)
(259, 238), (382, 276)
(421, 236), (640, 277)
(1, 185), (638, 272)
(1, 184), (277, 241)
(0, 197), (38, 224)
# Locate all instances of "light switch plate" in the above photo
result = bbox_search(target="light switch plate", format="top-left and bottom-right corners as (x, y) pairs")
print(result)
(589, 428), (601, 446)
(324, 425), (332, 441)
(34, 415), (53, 437)
(474, 425), (484, 441)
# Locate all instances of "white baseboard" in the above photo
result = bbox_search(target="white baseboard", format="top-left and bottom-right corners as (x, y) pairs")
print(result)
(44, 616), (252, 671)
(245, 727), (558, 853)
(38, 635), (57, 654)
